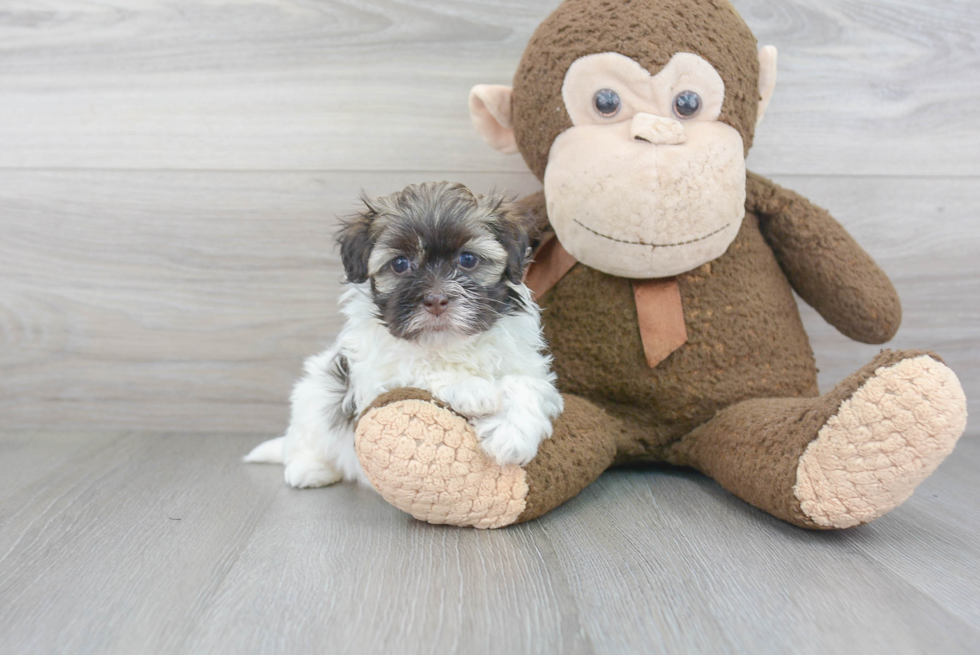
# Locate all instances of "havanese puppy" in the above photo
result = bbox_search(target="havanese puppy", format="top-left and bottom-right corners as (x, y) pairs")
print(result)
(244, 181), (563, 489)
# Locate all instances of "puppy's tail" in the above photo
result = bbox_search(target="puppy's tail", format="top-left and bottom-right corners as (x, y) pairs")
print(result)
(243, 436), (286, 464)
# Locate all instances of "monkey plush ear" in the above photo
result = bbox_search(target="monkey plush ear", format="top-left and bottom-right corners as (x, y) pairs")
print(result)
(469, 85), (519, 155)
(756, 46), (778, 126)
(336, 200), (376, 284)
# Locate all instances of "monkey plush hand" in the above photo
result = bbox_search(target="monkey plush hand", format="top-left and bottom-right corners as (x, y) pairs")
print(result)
(353, 0), (968, 529)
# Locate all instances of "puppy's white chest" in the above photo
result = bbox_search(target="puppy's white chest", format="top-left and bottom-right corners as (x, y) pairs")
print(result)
(349, 345), (494, 410)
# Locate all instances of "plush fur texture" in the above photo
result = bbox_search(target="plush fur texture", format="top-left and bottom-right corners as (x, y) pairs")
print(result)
(747, 172), (902, 344)
(244, 183), (563, 486)
(537, 205), (818, 454)
(356, 391), (530, 529)
(545, 117), (746, 278)
(545, 50), (748, 278)
(347, 0), (967, 530)
(355, 349), (966, 529)
(665, 350), (966, 529)
(512, 0), (760, 179)
(795, 354), (966, 528)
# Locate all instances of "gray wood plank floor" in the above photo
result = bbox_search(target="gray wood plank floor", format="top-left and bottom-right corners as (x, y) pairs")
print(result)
(1, 1), (978, 653)
(1, 431), (978, 655)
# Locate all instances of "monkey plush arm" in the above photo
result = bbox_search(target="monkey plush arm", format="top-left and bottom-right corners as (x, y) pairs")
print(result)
(747, 172), (901, 344)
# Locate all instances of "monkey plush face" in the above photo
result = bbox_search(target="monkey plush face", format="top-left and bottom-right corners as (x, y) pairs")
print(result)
(469, 0), (777, 279)
(543, 51), (746, 278)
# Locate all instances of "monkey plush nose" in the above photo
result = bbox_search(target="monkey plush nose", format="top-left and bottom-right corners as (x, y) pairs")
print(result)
(423, 293), (449, 316)
(631, 113), (686, 146)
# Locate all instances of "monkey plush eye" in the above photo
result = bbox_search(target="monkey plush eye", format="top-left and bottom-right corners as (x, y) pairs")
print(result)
(390, 256), (411, 274)
(672, 91), (702, 119)
(457, 252), (479, 270)
(593, 89), (622, 117)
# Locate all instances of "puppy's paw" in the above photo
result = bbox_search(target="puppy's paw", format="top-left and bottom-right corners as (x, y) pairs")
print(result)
(473, 414), (550, 467)
(437, 378), (503, 418)
(284, 459), (343, 488)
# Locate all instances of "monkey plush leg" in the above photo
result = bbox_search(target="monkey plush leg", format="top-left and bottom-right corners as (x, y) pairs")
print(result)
(669, 350), (967, 529)
(354, 390), (617, 528)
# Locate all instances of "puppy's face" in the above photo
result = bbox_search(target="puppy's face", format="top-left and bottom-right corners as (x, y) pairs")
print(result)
(337, 182), (532, 343)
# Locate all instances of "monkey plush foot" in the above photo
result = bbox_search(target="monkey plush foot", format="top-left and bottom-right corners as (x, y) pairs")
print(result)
(795, 354), (967, 528)
(669, 350), (967, 530)
(355, 389), (529, 529)
(355, 390), (618, 528)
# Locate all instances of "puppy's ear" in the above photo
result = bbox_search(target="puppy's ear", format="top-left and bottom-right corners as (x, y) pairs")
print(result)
(336, 196), (377, 284)
(489, 198), (533, 284)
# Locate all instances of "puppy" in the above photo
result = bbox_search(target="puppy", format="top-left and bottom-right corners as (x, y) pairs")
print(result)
(244, 181), (563, 489)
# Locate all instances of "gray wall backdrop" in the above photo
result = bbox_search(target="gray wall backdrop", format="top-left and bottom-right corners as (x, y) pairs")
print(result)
(0, 0), (977, 434)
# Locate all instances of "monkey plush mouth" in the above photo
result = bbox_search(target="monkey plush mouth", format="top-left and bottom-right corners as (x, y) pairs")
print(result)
(542, 112), (747, 278)
(572, 218), (732, 248)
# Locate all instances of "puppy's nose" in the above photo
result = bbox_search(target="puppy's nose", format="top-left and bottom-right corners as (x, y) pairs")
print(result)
(423, 293), (449, 316)
(631, 112), (686, 145)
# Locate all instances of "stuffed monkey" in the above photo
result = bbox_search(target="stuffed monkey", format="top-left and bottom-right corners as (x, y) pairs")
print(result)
(353, 0), (968, 529)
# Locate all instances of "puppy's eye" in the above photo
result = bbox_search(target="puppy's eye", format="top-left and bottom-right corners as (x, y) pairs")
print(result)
(593, 88), (621, 117)
(672, 91), (702, 119)
(457, 252), (479, 270)
(390, 256), (411, 274)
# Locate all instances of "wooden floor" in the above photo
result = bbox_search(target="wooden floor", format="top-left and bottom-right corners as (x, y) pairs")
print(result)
(2, 1), (979, 653)
(1, 430), (978, 655)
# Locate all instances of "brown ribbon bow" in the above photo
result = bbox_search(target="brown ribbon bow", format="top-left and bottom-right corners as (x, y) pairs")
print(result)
(523, 235), (688, 368)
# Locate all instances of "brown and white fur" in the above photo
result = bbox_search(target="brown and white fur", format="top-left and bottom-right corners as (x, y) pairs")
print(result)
(244, 182), (563, 488)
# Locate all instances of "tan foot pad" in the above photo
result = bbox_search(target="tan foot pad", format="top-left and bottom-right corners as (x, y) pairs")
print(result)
(355, 399), (528, 529)
(796, 355), (967, 528)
